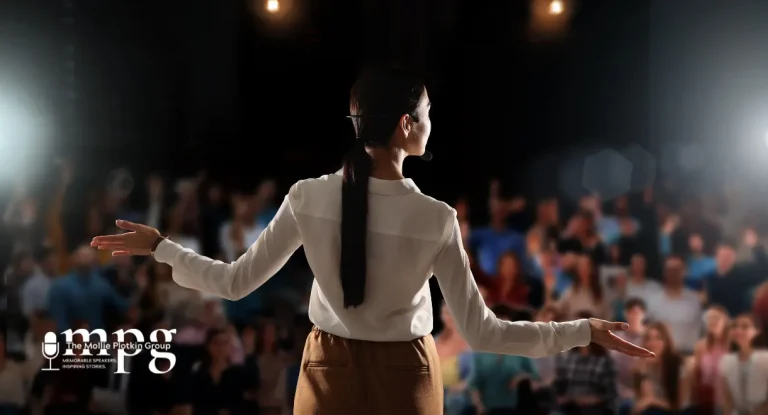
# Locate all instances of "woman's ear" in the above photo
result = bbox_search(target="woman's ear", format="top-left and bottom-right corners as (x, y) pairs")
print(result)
(399, 113), (412, 136)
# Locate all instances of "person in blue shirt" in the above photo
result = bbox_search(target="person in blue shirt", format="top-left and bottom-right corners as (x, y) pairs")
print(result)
(659, 227), (715, 290)
(534, 249), (575, 301)
(597, 195), (641, 247)
(47, 245), (131, 331)
(468, 305), (539, 415)
(470, 200), (526, 276)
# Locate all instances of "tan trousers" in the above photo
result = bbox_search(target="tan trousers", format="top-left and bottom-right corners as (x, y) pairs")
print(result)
(293, 327), (444, 414)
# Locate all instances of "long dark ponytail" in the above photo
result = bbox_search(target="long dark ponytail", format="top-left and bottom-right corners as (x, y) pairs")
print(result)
(341, 67), (425, 308)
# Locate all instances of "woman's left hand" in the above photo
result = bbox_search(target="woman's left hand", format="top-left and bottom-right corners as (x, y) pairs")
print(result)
(589, 318), (655, 358)
(91, 220), (162, 256)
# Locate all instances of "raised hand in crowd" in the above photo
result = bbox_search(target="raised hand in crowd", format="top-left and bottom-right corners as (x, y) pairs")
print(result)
(661, 214), (680, 234)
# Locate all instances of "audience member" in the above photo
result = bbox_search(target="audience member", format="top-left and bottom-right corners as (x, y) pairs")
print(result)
(690, 306), (729, 413)
(553, 311), (618, 415)
(0, 332), (36, 415)
(560, 206), (606, 265)
(531, 306), (561, 414)
(613, 298), (648, 404)
(557, 255), (611, 320)
(20, 248), (58, 318)
(719, 314), (768, 415)
(646, 256), (702, 354)
(468, 305), (539, 415)
(47, 245), (131, 331)
(44, 325), (97, 415)
(706, 233), (768, 317)
(176, 328), (245, 415)
(255, 321), (291, 415)
(481, 252), (534, 309)
(436, 303), (473, 415)
(632, 322), (688, 415)
(622, 254), (661, 307)
(470, 187), (526, 275)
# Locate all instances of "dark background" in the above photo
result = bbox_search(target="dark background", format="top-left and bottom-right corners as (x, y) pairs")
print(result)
(1, 0), (768, 205)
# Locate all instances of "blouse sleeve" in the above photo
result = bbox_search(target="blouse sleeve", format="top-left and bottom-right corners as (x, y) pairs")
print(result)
(153, 183), (303, 301)
(433, 213), (591, 358)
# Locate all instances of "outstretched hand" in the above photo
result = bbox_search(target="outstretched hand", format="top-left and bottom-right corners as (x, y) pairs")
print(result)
(589, 318), (654, 358)
(91, 220), (162, 256)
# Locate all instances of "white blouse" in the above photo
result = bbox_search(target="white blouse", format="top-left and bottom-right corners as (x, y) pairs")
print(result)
(154, 171), (591, 357)
(719, 351), (768, 414)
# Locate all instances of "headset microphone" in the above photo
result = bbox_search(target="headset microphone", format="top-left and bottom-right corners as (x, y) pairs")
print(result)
(421, 151), (433, 161)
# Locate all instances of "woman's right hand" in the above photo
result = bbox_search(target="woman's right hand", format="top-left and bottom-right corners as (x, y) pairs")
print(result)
(91, 220), (162, 256)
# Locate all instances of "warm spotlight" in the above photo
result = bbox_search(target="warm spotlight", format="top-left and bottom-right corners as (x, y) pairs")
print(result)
(266, 0), (279, 13)
(549, 0), (564, 15)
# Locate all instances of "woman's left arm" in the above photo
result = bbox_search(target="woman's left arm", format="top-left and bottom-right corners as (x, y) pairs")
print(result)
(153, 183), (304, 301)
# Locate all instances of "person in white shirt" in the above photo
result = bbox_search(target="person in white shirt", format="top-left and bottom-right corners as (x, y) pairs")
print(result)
(219, 194), (265, 262)
(623, 253), (662, 306)
(20, 248), (58, 318)
(719, 314), (768, 415)
(91, 66), (652, 415)
(646, 255), (703, 354)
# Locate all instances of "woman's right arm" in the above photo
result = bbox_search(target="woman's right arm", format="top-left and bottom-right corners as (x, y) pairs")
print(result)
(433, 214), (591, 358)
(152, 184), (303, 301)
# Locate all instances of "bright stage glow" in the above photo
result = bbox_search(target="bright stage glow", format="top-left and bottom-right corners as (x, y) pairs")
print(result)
(549, 0), (564, 15)
(0, 93), (43, 142)
(0, 87), (49, 180)
(266, 0), (279, 12)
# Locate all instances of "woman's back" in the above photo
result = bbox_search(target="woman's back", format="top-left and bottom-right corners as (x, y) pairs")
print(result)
(294, 172), (454, 341)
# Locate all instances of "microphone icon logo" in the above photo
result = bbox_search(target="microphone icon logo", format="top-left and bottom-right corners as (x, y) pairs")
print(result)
(41, 332), (60, 371)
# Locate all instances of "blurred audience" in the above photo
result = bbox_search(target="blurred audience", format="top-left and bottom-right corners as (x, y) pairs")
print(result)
(3, 161), (768, 415)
